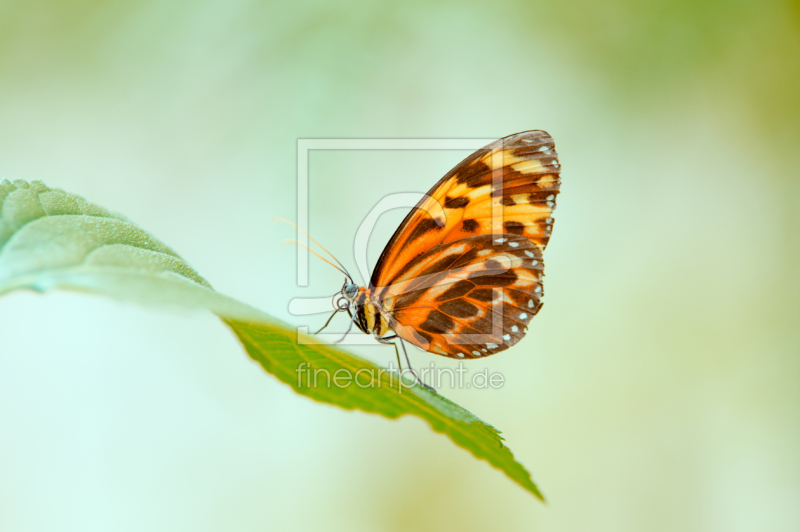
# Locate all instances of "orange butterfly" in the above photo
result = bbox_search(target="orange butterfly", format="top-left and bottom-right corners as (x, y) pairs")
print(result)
(307, 131), (560, 386)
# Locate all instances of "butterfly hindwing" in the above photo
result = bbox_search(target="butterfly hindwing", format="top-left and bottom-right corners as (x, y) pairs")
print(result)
(375, 234), (544, 359)
(370, 130), (560, 289)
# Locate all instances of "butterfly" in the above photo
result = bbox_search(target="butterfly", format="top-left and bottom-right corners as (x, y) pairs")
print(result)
(298, 131), (560, 385)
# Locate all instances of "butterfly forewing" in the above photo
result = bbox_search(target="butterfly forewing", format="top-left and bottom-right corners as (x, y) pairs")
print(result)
(370, 130), (560, 289)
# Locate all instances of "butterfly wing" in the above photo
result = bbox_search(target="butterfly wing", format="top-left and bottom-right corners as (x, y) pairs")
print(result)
(374, 234), (544, 359)
(370, 130), (560, 289)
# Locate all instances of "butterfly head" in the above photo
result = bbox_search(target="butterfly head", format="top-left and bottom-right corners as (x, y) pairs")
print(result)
(342, 281), (359, 302)
(333, 278), (363, 312)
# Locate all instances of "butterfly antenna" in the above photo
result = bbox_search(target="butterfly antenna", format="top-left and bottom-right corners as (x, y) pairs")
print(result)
(274, 218), (353, 280)
(283, 239), (349, 278)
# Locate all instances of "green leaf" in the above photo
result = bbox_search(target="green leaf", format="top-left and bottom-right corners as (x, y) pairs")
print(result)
(0, 179), (543, 500)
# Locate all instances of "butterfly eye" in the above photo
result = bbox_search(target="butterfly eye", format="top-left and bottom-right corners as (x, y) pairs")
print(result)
(343, 283), (358, 301)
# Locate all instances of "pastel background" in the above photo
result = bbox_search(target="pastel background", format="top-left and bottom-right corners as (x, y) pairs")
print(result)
(0, 1), (798, 531)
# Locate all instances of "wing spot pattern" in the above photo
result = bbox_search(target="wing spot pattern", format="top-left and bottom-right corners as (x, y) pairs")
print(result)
(434, 280), (474, 302)
(439, 299), (480, 318)
(444, 196), (470, 209)
(419, 310), (455, 334)
(407, 216), (443, 242)
(455, 161), (491, 186)
(461, 219), (479, 232)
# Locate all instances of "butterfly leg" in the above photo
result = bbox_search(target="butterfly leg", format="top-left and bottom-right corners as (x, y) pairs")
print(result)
(376, 336), (435, 393)
(315, 308), (344, 334)
(378, 335), (404, 374)
(397, 339), (436, 394)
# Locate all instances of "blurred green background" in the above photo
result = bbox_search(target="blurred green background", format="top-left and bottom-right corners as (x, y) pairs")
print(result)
(0, 0), (798, 530)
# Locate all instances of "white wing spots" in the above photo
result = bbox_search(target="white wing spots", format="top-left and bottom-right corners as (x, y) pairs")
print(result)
(495, 237), (507, 243)
(457, 353), (465, 358)
(528, 299), (534, 308)
(486, 343), (499, 349)
(532, 260), (539, 266)
(503, 334), (511, 341)
(546, 194), (555, 200)
(478, 249), (492, 256)
(522, 137), (534, 143)
(524, 250), (535, 258)
(552, 160), (560, 168)
(546, 201), (555, 207)
(546, 217), (554, 224)
(519, 312), (528, 320)
(539, 146), (551, 152)
(511, 325), (519, 333)
(535, 286), (542, 293)
(472, 350), (482, 357)
(509, 241), (519, 248)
